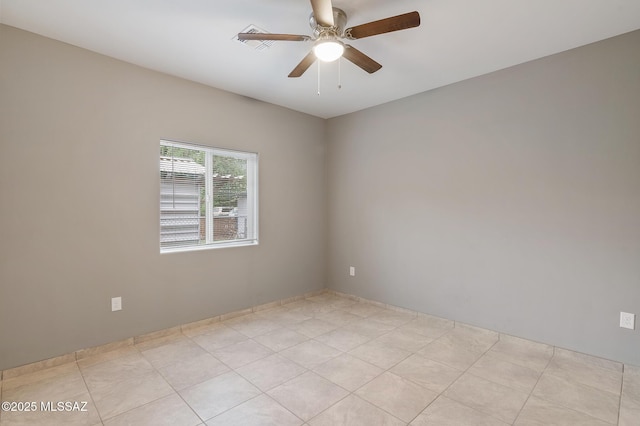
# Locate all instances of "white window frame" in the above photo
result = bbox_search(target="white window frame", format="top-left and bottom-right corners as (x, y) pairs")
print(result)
(160, 139), (258, 253)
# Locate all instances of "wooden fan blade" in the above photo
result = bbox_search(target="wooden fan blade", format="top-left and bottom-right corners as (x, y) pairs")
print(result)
(238, 33), (311, 42)
(343, 45), (382, 74)
(345, 11), (420, 39)
(288, 51), (317, 78)
(311, 0), (334, 27)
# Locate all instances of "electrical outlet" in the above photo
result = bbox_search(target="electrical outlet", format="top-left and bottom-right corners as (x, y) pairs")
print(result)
(111, 297), (122, 312)
(349, 266), (355, 277)
(620, 312), (635, 330)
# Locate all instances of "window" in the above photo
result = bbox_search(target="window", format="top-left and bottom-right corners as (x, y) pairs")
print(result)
(160, 140), (258, 253)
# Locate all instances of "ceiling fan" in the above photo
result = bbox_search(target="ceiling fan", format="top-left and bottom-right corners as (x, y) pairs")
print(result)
(237, 0), (420, 78)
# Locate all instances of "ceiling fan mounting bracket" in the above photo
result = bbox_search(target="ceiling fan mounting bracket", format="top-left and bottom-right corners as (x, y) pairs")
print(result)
(309, 7), (347, 37)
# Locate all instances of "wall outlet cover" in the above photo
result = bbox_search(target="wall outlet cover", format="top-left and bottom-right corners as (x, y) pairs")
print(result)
(349, 266), (355, 277)
(111, 297), (122, 312)
(620, 312), (635, 330)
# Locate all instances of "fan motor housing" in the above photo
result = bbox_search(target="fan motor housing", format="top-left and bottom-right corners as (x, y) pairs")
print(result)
(309, 7), (347, 37)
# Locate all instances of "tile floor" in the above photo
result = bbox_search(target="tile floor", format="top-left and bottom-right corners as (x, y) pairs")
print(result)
(1, 292), (638, 425)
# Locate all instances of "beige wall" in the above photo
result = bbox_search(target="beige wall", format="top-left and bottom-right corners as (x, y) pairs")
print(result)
(0, 24), (326, 370)
(326, 30), (640, 365)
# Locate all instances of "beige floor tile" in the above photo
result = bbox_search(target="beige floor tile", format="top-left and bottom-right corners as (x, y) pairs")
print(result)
(209, 340), (273, 369)
(449, 326), (499, 350)
(623, 364), (640, 404)
(224, 315), (282, 338)
(0, 390), (101, 426)
(553, 348), (622, 373)
(514, 396), (614, 426)
(206, 394), (302, 426)
(368, 310), (416, 327)
(342, 318), (397, 338)
(76, 347), (140, 370)
(468, 352), (540, 393)
(267, 372), (349, 421)
(179, 371), (261, 421)
(313, 353), (383, 392)
(80, 353), (155, 392)
(417, 340), (482, 371)
(280, 340), (342, 369)
(287, 302), (336, 318)
(255, 307), (311, 326)
(488, 335), (553, 373)
(343, 303), (386, 318)
(390, 353), (462, 393)
(281, 299), (316, 310)
(309, 394), (404, 426)
(140, 338), (207, 369)
(157, 352), (230, 390)
(324, 297), (358, 311)
(400, 315), (454, 340)
(253, 328), (310, 352)
(286, 319), (339, 338)
(103, 393), (201, 426)
(236, 354), (307, 391)
(315, 310), (362, 327)
(349, 340), (411, 370)
(532, 373), (619, 424)
(355, 372), (437, 422)
(545, 355), (622, 395)
(2, 365), (88, 403)
(443, 373), (529, 424)
(619, 397), (640, 426)
(411, 396), (509, 426)
(314, 329), (371, 352)
(190, 326), (248, 352)
(89, 371), (174, 420)
(375, 328), (434, 352)
(418, 327), (497, 370)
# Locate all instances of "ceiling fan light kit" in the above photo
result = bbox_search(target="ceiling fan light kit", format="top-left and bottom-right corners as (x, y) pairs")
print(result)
(237, 0), (420, 78)
(313, 39), (344, 62)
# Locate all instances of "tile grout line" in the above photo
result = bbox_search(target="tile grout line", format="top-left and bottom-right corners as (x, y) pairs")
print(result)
(75, 358), (106, 425)
(510, 343), (555, 425)
(617, 364), (625, 426)
(515, 346), (622, 426)
(543, 349), (625, 397)
(177, 319), (314, 424)
(416, 335), (512, 425)
(138, 334), (206, 425)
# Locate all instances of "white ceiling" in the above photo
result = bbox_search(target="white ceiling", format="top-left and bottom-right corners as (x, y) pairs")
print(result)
(2, 0), (639, 118)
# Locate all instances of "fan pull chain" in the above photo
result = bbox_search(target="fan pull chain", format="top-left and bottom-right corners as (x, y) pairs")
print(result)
(338, 57), (342, 90)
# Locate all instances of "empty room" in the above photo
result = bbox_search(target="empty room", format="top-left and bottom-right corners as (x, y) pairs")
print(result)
(1, 0), (639, 425)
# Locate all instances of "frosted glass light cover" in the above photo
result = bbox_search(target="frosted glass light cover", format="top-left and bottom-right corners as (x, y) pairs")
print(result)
(313, 40), (344, 62)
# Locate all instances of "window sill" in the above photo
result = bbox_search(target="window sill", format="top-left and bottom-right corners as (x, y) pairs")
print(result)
(161, 239), (258, 254)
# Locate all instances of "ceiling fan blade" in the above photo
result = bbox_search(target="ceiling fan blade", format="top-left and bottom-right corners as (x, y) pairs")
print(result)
(310, 0), (334, 27)
(238, 33), (311, 42)
(345, 11), (420, 39)
(288, 51), (317, 78)
(343, 45), (382, 74)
